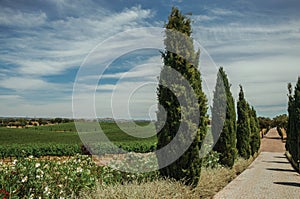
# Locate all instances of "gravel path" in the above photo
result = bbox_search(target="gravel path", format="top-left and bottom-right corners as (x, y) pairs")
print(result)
(214, 128), (300, 199)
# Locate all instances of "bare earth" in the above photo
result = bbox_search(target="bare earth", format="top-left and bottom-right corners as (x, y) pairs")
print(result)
(214, 128), (300, 199)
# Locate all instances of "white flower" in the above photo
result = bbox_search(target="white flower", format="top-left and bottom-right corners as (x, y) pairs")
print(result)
(86, 169), (91, 175)
(76, 167), (83, 173)
(13, 159), (17, 165)
(22, 176), (28, 182)
(44, 186), (51, 195)
(29, 155), (34, 159)
(35, 163), (40, 168)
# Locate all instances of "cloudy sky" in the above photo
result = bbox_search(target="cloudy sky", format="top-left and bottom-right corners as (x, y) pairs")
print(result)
(0, 0), (299, 119)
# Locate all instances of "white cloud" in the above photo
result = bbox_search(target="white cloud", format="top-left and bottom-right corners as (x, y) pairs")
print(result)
(192, 15), (217, 22)
(0, 95), (22, 100)
(0, 3), (158, 118)
(0, 7), (47, 27)
(0, 5), (154, 77)
(0, 77), (53, 90)
(101, 56), (162, 81)
(190, 11), (300, 117)
(210, 8), (237, 16)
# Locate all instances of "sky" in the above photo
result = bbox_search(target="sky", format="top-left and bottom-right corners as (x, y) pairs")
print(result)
(0, 0), (300, 119)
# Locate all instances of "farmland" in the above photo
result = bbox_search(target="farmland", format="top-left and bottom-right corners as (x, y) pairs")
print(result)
(0, 121), (157, 157)
(0, 121), (156, 144)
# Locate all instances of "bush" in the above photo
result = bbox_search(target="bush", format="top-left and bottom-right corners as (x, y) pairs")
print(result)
(0, 144), (82, 158)
(0, 155), (100, 198)
(0, 154), (160, 198)
(277, 127), (283, 140)
(202, 151), (221, 168)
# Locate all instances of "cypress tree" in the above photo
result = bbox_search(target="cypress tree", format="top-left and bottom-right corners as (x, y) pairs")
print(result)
(287, 78), (300, 164)
(212, 67), (237, 167)
(294, 78), (300, 164)
(249, 106), (260, 155)
(236, 85), (251, 159)
(286, 83), (294, 153)
(156, 7), (208, 187)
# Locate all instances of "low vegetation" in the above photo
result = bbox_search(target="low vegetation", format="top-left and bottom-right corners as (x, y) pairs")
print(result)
(81, 157), (253, 199)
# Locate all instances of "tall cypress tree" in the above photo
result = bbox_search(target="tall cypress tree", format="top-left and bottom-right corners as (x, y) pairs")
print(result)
(236, 85), (251, 159)
(249, 106), (260, 155)
(212, 67), (237, 167)
(156, 7), (208, 187)
(286, 83), (294, 153)
(287, 78), (300, 164)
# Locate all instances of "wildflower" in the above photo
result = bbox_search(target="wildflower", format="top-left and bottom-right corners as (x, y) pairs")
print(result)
(12, 159), (17, 165)
(44, 186), (50, 195)
(76, 167), (83, 173)
(22, 176), (28, 182)
(35, 163), (41, 168)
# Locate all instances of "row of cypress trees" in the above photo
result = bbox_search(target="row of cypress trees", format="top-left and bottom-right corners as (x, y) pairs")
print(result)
(212, 69), (261, 167)
(156, 7), (260, 187)
(236, 85), (261, 160)
(286, 77), (300, 168)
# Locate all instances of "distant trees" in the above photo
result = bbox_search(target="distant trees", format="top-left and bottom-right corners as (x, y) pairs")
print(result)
(257, 116), (272, 133)
(236, 85), (251, 159)
(156, 7), (208, 187)
(272, 114), (288, 130)
(286, 78), (300, 166)
(212, 67), (237, 168)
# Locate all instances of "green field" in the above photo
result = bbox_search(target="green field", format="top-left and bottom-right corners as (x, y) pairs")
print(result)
(0, 121), (157, 157)
(0, 121), (157, 145)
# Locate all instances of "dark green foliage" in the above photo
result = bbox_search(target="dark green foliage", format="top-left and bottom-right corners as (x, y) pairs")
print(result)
(0, 144), (82, 158)
(156, 7), (208, 187)
(0, 142), (157, 158)
(286, 78), (300, 165)
(272, 114), (288, 130)
(249, 107), (261, 155)
(236, 85), (251, 159)
(212, 67), (237, 168)
(277, 126), (283, 140)
(258, 116), (272, 134)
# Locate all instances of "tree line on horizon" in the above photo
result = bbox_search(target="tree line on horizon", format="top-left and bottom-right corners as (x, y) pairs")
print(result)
(155, 7), (261, 187)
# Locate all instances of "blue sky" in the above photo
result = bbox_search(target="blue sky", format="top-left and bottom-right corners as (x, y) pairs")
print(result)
(0, 0), (300, 119)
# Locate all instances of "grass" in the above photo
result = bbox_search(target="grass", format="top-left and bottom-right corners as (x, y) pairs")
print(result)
(0, 121), (157, 145)
(82, 157), (253, 199)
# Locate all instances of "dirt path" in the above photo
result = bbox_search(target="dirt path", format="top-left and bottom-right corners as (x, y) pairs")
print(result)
(214, 128), (300, 199)
(260, 128), (286, 152)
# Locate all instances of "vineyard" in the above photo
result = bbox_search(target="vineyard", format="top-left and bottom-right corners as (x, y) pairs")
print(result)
(0, 121), (157, 158)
